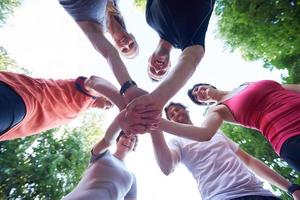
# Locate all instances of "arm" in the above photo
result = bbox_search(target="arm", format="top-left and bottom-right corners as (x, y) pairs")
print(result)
(126, 45), (204, 113)
(151, 45), (204, 106)
(92, 112), (122, 155)
(156, 111), (223, 142)
(282, 84), (300, 93)
(236, 148), (300, 199)
(150, 130), (180, 175)
(77, 21), (131, 86)
(84, 75), (126, 110)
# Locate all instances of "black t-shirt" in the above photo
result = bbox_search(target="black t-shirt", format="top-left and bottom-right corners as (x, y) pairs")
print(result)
(146, 0), (215, 50)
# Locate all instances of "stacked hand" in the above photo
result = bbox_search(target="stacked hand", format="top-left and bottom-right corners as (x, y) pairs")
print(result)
(117, 107), (160, 135)
(122, 92), (163, 134)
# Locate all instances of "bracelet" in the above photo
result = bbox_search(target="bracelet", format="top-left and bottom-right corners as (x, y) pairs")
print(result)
(288, 183), (300, 196)
(120, 80), (137, 95)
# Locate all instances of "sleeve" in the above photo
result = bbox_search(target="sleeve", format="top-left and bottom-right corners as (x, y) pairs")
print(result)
(221, 133), (239, 153)
(168, 137), (182, 161)
(90, 149), (109, 163)
(124, 173), (137, 199)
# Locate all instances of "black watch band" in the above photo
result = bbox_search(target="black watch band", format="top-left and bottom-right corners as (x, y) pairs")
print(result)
(288, 183), (300, 196)
(120, 80), (137, 95)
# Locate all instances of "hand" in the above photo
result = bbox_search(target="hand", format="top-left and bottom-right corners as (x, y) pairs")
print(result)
(293, 190), (300, 200)
(126, 93), (163, 120)
(123, 86), (148, 105)
(117, 109), (160, 135)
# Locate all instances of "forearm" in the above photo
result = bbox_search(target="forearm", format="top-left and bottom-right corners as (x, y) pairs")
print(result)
(79, 23), (132, 86)
(103, 117), (121, 145)
(238, 149), (291, 192)
(157, 119), (215, 142)
(150, 131), (175, 175)
(151, 46), (204, 105)
(250, 158), (290, 191)
(85, 76), (125, 110)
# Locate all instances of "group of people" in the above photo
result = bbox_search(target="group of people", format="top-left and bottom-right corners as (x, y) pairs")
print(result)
(1, 0), (300, 199)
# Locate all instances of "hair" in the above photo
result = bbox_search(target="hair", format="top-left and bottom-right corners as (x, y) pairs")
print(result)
(164, 102), (188, 120)
(116, 131), (138, 151)
(147, 65), (166, 82)
(120, 39), (139, 59)
(187, 83), (217, 106)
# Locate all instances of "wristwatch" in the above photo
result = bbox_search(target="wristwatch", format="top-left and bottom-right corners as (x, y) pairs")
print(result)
(120, 80), (137, 95)
(288, 183), (300, 196)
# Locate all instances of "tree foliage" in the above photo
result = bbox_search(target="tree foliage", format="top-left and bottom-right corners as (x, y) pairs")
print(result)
(215, 0), (300, 83)
(222, 123), (300, 199)
(0, 113), (105, 200)
(0, 0), (21, 26)
(133, 0), (146, 10)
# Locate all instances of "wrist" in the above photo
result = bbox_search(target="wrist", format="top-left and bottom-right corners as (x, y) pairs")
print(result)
(120, 80), (137, 95)
(288, 183), (300, 196)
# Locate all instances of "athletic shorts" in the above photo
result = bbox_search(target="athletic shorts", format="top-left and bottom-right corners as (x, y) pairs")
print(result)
(280, 134), (300, 172)
(0, 82), (26, 135)
(59, 0), (108, 25)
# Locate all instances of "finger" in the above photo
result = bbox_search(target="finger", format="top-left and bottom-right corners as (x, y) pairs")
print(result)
(130, 125), (149, 134)
(133, 104), (159, 113)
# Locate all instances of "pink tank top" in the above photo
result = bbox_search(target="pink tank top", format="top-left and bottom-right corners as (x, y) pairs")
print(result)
(222, 80), (300, 155)
(0, 71), (95, 141)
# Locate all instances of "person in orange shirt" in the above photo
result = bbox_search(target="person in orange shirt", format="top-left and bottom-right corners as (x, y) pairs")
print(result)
(0, 71), (124, 141)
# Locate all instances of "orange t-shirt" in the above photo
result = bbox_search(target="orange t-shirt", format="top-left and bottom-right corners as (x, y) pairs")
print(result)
(0, 71), (95, 141)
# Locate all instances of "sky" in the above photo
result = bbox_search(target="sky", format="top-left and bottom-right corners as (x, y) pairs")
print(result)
(0, 0), (286, 199)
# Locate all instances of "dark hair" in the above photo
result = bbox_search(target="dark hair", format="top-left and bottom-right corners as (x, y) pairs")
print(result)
(187, 83), (217, 106)
(164, 102), (188, 120)
(116, 131), (138, 151)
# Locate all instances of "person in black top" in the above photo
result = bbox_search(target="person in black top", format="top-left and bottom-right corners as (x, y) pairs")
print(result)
(126, 0), (215, 132)
(146, 0), (215, 81)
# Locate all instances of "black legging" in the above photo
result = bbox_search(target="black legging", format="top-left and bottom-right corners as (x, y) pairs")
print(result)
(0, 82), (26, 135)
(280, 134), (300, 172)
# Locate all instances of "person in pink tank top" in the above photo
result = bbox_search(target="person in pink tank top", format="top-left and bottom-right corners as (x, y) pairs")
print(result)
(0, 71), (125, 141)
(146, 80), (300, 176)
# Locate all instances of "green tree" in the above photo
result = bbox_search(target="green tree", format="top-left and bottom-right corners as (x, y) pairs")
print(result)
(0, 0), (21, 26)
(0, 112), (105, 200)
(134, 0), (146, 9)
(222, 123), (300, 200)
(215, 0), (300, 83)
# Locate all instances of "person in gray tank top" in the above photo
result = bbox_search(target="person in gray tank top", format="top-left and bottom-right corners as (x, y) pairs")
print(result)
(62, 109), (139, 200)
(59, 0), (144, 104)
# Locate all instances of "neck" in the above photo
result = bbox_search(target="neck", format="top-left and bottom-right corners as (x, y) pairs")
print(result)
(212, 90), (230, 102)
(156, 39), (172, 54)
(113, 151), (126, 161)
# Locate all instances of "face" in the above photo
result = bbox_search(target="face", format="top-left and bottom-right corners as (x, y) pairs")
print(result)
(93, 96), (113, 110)
(148, 52), (171, 80)
(116, 135), (137, 152)
(192, 85), (213, 103)
(114, 33), (139, 58)
(166, 105), (190, 124)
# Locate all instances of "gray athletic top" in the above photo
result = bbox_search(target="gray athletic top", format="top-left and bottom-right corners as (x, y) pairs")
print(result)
(59, 0), (109, 25)
(63, 150), (137, 200)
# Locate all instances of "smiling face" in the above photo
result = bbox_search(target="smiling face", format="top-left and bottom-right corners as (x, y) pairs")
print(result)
(116, 134), (137, 153)
(192, 85), (212, 102)
(188, 83), (217, 106)
(166, 105), (190, 124)
(147, 52), (171, 81)
(114, 33), (139, 59)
